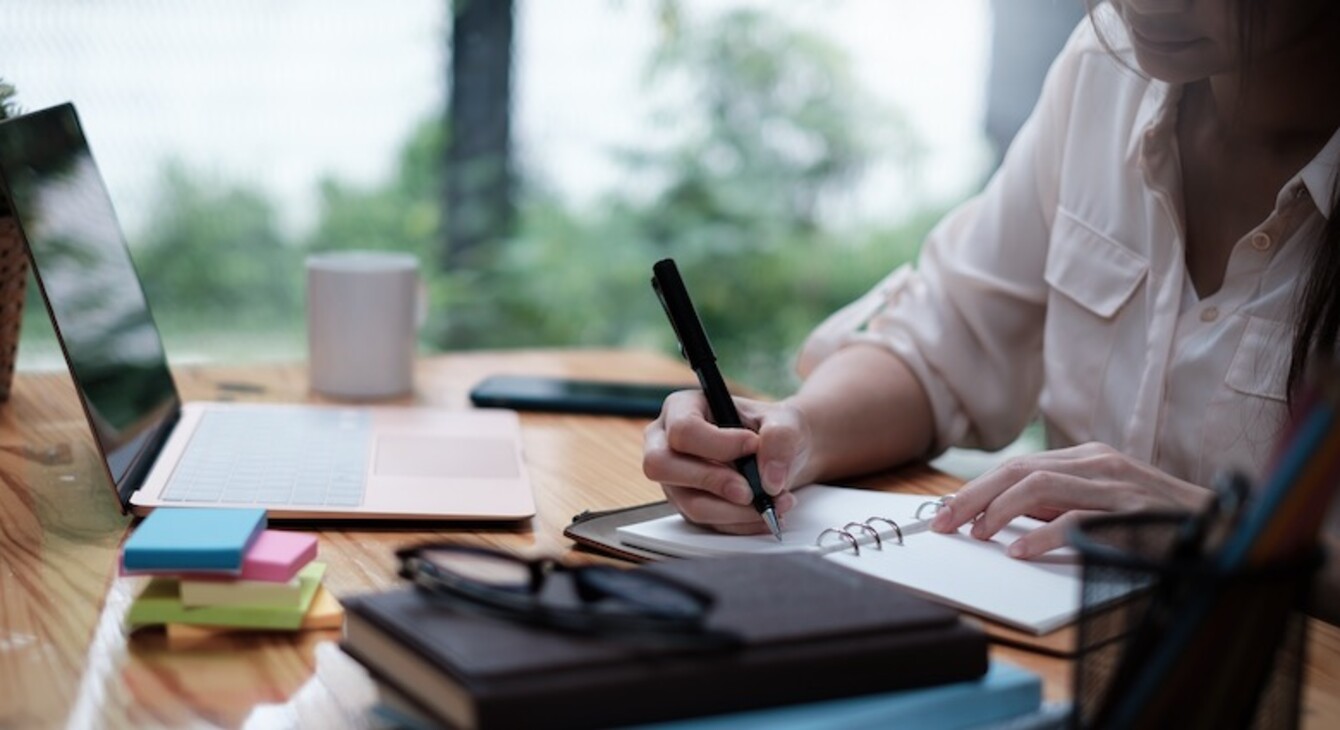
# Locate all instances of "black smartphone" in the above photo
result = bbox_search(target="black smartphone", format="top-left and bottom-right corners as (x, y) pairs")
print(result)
(469, 375), (691, 418)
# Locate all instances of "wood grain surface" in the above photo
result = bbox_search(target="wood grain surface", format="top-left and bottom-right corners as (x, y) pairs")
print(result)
(0, 348), (1334, 728)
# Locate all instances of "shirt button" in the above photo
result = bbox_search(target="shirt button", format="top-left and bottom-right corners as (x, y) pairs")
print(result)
(1250, 232), (1273, 251)
(1200, 306), (1220, 323)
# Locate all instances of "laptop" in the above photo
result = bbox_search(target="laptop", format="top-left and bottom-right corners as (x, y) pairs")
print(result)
(0, 103), (536, 521)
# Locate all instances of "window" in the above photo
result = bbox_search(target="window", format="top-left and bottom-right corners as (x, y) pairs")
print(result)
(4, 0), (1007, 395)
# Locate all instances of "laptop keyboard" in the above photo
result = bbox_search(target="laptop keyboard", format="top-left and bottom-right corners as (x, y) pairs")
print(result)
(161, 408), (372, 507)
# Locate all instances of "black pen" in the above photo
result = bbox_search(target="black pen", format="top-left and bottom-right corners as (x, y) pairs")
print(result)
(651, 258), (782, 541)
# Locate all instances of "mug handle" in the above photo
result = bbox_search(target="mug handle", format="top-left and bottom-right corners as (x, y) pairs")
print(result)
(415, 277), (429, 331)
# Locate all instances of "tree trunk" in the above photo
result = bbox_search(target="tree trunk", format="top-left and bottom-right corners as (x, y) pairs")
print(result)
(443, 0), (515, 274)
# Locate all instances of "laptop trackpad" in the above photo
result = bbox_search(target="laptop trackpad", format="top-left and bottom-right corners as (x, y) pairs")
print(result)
(373, 435), (521, 479)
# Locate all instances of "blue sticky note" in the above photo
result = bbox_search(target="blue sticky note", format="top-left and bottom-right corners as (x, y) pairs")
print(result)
(122, 508), (267, 572)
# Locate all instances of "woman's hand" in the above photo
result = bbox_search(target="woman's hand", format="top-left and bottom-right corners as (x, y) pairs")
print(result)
(929, 442), (1213, 558)
(643, 391), (812, 534)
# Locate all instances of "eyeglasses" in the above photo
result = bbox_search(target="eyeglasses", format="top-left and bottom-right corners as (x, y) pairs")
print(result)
(396, 543), (740, 649)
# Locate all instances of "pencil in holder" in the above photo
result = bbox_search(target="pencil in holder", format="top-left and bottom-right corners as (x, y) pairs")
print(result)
(1068, 512), (1320, 730)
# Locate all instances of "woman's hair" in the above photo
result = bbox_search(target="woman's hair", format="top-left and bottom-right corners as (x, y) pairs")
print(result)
(1288, 191), (1340, 402)
(1229, 0), (1340, 403)
(1087, 0), (1340, 405)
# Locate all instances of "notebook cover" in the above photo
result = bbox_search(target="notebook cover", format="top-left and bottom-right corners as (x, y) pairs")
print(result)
(121, 507), (267, 572)
(128, 561), (325, 630)
(342, 552), (988, 729)
(564, 501), (678, 563)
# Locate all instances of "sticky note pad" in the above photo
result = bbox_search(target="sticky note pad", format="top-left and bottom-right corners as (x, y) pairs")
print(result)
(122, 507), (267, 573)
(299, 584), (345, 629)
(128, 562), (326, 630)
(163, 584), (345, 645)
(180, 573), (305, 609)
(120, 529), (317, 580)
(163, 586), (345, 648)
(236, 531), (318, 582)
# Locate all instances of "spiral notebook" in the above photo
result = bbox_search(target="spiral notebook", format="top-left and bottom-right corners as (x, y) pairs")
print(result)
(617, 485), (1117, 635)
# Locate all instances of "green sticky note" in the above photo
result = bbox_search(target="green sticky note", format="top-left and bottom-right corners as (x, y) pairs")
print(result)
(129, 562), (326, 630)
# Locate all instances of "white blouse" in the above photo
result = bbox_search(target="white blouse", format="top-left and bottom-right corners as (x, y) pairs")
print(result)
(798, 9), (1340, 491)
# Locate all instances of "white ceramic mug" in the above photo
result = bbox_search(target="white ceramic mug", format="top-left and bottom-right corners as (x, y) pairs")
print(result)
(306, 250), (424, 399)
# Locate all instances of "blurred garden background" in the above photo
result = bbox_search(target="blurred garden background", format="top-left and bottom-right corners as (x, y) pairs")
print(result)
(1, 0), (1080, 400)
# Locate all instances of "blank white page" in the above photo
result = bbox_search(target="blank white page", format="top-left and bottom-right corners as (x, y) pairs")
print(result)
(616, 486), (935, 558)
(824, 520), (1083, 634)
(617, 484), (1098, 634)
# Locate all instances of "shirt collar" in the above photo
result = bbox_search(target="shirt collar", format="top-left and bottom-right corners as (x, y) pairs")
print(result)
(1299, 126), (1340, 219)
(1135, 79), (1340, 222)
(1133, 81), (1180, 189)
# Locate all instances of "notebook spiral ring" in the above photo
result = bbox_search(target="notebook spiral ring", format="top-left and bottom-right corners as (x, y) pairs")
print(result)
(816, 528), (860, 556)
(915, 494), (954, 521)
(865, 516), (903, 546)
(814, 496), (955, 555)
(844, 522), (883, 550)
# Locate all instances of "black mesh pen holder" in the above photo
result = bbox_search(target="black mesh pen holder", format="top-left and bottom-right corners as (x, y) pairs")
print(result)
(1067, 512), (1321, 730)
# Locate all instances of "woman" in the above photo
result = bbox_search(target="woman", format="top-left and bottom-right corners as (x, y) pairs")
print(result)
(642, 1), (1340, 620)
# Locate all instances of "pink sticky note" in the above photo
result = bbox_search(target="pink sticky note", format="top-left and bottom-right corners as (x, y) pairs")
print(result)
(235, 531), (319, 582)
(122, 530), (317, 582)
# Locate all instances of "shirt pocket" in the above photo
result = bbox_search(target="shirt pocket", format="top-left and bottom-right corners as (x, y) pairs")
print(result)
(1200, 315), (1291, 481)
(1039, 210), (1148, 444)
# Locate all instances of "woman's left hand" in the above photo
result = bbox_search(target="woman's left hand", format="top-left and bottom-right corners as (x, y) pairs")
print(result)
(929, 442), (1213, 558)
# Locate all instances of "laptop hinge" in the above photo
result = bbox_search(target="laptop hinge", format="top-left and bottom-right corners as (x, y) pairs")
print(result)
(117, 404), (181, 512)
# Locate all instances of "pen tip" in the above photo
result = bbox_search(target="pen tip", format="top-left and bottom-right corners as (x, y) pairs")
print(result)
(762, 508), (782, 541)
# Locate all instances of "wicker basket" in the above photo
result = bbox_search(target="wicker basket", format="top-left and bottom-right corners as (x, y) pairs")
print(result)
(0, 216), (27, 401)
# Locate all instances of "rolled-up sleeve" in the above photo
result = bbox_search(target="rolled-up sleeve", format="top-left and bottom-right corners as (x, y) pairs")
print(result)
(797, 21), (1090, 454)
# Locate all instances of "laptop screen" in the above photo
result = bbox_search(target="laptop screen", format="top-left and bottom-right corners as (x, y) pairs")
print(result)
(0, 104), (181, 509)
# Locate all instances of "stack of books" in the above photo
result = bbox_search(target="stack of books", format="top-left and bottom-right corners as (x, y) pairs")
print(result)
(122, 508), (340, 645)
(343, 552), (1048, 729)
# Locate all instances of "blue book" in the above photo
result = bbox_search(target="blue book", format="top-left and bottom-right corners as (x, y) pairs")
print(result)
(371, 665), (1046, 730)
(121, 508), (267, 572)
(632, 662), (1042, 730)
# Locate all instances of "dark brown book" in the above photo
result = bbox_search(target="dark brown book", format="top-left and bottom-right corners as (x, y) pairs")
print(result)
(342, 552), (988, 729)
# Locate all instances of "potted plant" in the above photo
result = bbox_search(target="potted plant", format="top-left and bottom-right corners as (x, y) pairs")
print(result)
(0, 79), (24, 401)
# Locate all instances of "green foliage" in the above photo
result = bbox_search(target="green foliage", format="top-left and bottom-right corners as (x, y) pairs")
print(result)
(502, 6), (930, 394)
(303, 119), (449, 339)
(306, 119), (442, 261)
(132, 162), (300, 330)
(0, 79), (17, 217)
(641, 7), (874, 237)
(113, 6), (941, 397)
(0, 78), (17, 120)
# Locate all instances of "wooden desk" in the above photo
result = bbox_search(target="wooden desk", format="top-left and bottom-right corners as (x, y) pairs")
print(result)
(0, 349), (1336, 728)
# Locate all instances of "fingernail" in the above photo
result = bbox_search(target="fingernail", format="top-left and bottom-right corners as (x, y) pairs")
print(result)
(775, 491), (797, 513)
(1008, 540), (1028, 558)
(931, 506), (953, 532)
(729, 481), (753, 504)
(970, 520), (986, 539)
(763, 461), (787, 493)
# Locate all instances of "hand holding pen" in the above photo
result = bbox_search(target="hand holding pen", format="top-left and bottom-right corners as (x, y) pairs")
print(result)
(648, 258), (793, 538)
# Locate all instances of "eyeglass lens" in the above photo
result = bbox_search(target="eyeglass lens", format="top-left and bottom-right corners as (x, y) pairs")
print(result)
(418, 548), (535, 591)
